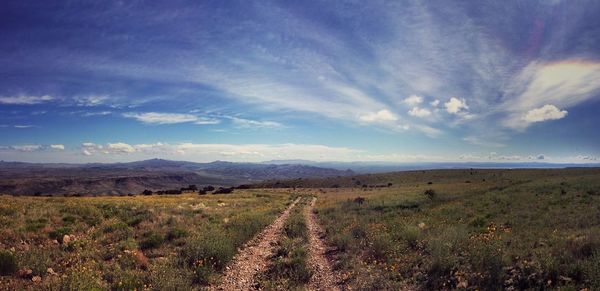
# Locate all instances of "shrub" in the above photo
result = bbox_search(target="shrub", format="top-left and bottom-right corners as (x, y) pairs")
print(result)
(180, 231), (236, 272)
(140, 232), (164, 250)
(150, 260), (193, 290)
(49, 227), (72, 243)
(142, 190), (153, 195)
(203, 185), (215, 192)
(0, 251), (18, 276)
(24, 218), (48, 232)
(424, 189), (436, 199)
(354, 197), (365, 205)
(166, 228), (188, 241)
(213, 187), (234, 194)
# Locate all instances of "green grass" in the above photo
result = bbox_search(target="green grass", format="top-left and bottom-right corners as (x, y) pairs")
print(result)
(0, 190), (293, 289)
(312, 168), (600, 290)
(256, 196), (312, 290)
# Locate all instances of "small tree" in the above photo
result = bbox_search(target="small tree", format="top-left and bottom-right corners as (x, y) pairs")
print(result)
(142, 190), (153, 196)
(424, 189), (436, 200)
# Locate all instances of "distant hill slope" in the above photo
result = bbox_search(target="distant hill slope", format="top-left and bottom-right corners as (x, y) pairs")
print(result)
(251, 167), (600, 189)
(0, 159), (354, 196)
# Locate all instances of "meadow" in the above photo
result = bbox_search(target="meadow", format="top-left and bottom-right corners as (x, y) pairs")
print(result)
(0, 191), (294, 290)
(1, 168), (599, 290)
(310, 168), (600, 290)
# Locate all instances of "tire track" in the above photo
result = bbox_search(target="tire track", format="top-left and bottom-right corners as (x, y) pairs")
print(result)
(305, 197), (341, 291)
(210, 197), (301, 290)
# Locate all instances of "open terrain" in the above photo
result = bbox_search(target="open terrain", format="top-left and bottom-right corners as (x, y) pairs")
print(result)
(0, 168), (599, 290)
(0, 159), (353, 196)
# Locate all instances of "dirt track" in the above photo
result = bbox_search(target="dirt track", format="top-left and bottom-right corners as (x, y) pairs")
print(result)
(305, 197), (341, 291)
(210, 197), (301, 290)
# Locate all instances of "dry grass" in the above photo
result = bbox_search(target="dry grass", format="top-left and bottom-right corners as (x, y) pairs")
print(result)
(0, 190), (293, 290)
(310, 168), (600, 290)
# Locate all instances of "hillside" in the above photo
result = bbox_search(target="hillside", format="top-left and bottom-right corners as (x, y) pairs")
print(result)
(0, 159), (353, 196)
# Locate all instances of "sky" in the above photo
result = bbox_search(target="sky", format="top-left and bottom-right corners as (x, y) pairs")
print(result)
(1, 0), (600, 164)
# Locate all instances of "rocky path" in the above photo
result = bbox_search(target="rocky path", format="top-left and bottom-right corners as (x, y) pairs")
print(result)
(210, 197), (301, 290)
(305, 197), (341, 291)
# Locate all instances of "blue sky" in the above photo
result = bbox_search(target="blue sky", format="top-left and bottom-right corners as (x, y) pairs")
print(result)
(1, 0), (599, 163)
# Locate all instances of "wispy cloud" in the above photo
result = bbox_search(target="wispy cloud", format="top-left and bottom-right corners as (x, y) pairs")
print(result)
(123, 112), (209, 125)
(231, 117), (283, 129)
(0, 95), (53, 105)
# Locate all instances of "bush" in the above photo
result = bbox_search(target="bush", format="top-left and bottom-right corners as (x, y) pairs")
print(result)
(140, 232), (164, 250)
(0, 251), (18, 276)
(166, 228), (188, 241)
(354, 197), (365, 205)
(213, 187), (234, 194)
(49, 227), (72, 243)
(424, 189), (436, 199)
(180, 231), (236, 272)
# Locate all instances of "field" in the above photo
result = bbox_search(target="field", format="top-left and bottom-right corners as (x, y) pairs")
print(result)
(309, 168), (600, 290)
(0, 168), (599, 290)
(0, 191), (294, 290)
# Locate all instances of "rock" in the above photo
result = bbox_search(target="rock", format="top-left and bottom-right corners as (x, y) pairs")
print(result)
(47, 268), (56, 275)
(32, 276), (42, 283)
(52, 239), (59, 245)
(62, 235), (71, 244)
(17, 268), (33, 278)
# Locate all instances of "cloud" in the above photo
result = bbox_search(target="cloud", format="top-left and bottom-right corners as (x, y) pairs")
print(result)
(359, 109), (398, 123)
(444, 97), (469, 114)
(50, 144), (65, 150)
(79, 142), (363, 162)
(231, 117), (283, 129)
(82, 111), (112, 117)
(403, 95), (423, 106)
(194, 117), (221, 125)
(523, 104), (567, 123)
(463, 136), (506, 148)
(0, 144), (64, 152)
(0, 95), (53, 105)
(430, 100), (440, 107)
(123, 112), (202, 124)
(75, 95), (109, 107)
(408, 107), (432, 118)
(503, 60), (600, 130)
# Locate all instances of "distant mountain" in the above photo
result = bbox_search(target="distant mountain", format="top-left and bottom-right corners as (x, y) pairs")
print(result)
(0, 159), (354, 196)
(262, 160), (600, 173)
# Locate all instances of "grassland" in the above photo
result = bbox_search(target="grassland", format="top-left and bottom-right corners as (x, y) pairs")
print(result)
(255, 196), (312, 290)
(1, 168), (599, 290)
(308, 168), (600, 290)
(0, 191), (294, 290)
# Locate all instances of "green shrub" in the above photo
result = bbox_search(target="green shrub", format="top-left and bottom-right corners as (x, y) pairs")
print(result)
(166, 228), (188, 241)
(24, 218), (48, 232)
(112, 271), (144, 291)
(140, 232), (164, 250)
(150, 261), (193, 290)
(49, 227), (72, 243)
(0, 251), (18, 275)
(180, 230), (236, 273)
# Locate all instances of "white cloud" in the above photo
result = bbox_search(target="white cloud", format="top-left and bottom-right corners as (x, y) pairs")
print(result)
(10, 145), (43, 152)
(194, 117), (221, 125)
(359, 109), (398, 123)
(463, 136), (506, 148)
(0, 95), (53, 105)
(408, 107), (432, 118)
(13, 125), (35, 129)
(523, 104), (567, 123)
(444, 97), (469, 114)
(123, 112), (201, 124)
(78, 142), (362, 162)
(430, 99), (440, 107)
(82, 111), (112, 117)
(75, 95), (109, 107)
(50, 144), (65, 150)
(403, 95), (423, 106)
(503, 60), (600, 130)
(231, 117), (283, 129)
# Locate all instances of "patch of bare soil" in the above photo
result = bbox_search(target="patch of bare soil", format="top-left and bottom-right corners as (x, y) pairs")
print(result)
(210, 197), (301, 290)
(305, 197), (341, 291)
